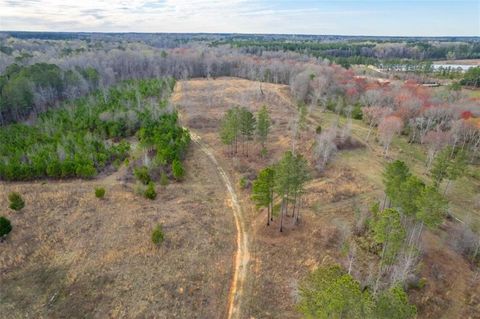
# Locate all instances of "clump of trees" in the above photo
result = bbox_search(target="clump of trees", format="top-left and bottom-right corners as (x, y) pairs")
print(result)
(220, 106), (256, 156)
(220, 106), (272, 157)
(0, 78), (189, 181)
(298, 264), (416, 319)
(8, 192), (24, 211)
(251, 151), (310, 231)
(0, 216), (12, 237)
(361, 160), (449, 291)
(460, 67), (480, 87)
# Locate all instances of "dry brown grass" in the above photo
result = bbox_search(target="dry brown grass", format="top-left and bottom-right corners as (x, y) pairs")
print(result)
(173, 77), (480, 319)
(0, 144), (235, 318)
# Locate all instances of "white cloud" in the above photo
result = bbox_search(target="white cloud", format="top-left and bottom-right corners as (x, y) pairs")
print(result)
(0, 0), (477, 35)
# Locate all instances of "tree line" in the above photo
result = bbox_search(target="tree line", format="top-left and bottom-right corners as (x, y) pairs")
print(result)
(0, 62), (99, 124)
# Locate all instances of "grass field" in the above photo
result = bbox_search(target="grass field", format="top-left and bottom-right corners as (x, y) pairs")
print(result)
(0, 141), (235, 318)
(310, 110), (480, 224)
(173, 77), (480, 318)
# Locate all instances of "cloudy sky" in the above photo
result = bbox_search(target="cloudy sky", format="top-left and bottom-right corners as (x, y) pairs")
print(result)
(0, 0), (478, 36)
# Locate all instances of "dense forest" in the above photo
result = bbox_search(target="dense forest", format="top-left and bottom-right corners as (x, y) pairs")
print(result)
(212, 38), (480, 68)
(0, 78), (190, 181)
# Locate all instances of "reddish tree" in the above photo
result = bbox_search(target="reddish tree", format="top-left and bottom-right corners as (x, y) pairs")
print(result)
(461, 110), (473, 120)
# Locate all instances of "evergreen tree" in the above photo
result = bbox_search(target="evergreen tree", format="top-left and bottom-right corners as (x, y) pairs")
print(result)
(0, 216), (12, 237)
(374, 286), (417, 319)
(8, 192), (25, 211)
(251, 166), (275, 225)
(394, 176), (425, 217)
(256, 105), (271, 153)
(372, 208), (406, 264)
(430, 147), (450, 187)
(274, 151), (295, 232)
(445, 149), (467, 195)
(151, 224), (165, 245)
(298, 265), (374, 319)
(239, 107), (256, 156)
(290, 153), (310, 224)
(220, 107), (240, 155)
(383, 160), (411, 208)
(431, 147), (467, 194)
(415, 186), (448, 229)
(274, 151), (310, 231)
(172, 159), (185, 180)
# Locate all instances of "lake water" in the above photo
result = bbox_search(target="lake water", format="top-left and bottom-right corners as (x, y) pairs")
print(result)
(432, 64), (477, 71)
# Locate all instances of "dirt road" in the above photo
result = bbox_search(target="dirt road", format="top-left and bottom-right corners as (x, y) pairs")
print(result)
(190, 132), (249, 319)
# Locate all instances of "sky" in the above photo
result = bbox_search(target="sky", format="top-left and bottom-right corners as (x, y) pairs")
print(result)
(0, 0), (478, 36)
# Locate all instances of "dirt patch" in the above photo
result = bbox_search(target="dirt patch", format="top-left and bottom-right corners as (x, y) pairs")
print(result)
(335, 136), (365, 151)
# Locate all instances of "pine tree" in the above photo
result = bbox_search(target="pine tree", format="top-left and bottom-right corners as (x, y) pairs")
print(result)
(430, 147), (450, 187)
(372, 208), (406, 264)
(251, 167), (275, 226)
(415, 186), (448, 229)
(374, 285), (417, 319)
(256, 105), (271, 154)
(220, 107), (240, 155)
(431, 147), (468, 194)
(298, 265), (374, 319)
(290, 153), (310, 224)
(239, 107), (256, 156)
(394, 176), (425, 217)
(383, 160), (411, 209)
(274, 151), (310, 231)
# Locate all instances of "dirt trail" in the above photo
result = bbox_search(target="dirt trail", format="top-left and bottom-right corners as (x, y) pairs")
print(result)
(190, 132), (249, 319)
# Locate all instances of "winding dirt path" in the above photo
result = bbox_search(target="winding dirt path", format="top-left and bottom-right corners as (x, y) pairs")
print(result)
(190, 132), (249, 319)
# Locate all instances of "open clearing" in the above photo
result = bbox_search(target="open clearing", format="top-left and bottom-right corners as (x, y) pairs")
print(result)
(0, 141), (235, 318)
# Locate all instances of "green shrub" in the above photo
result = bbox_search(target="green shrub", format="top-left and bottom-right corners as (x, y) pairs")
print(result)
(95, 187), (106, 199)
(0, 216), (12, 237)
(8, 192), (24, 211)
(151, 224), (165, 245)
(239, 176), (248, 189)
(144, 182), (157, 200)
(171, 159), (185, 180)
(134, 166), (151, 185)
(351, 104), (363, 120)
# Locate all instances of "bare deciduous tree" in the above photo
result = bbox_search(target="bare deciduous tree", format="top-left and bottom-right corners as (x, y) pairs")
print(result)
(378, 116), (403, 157)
